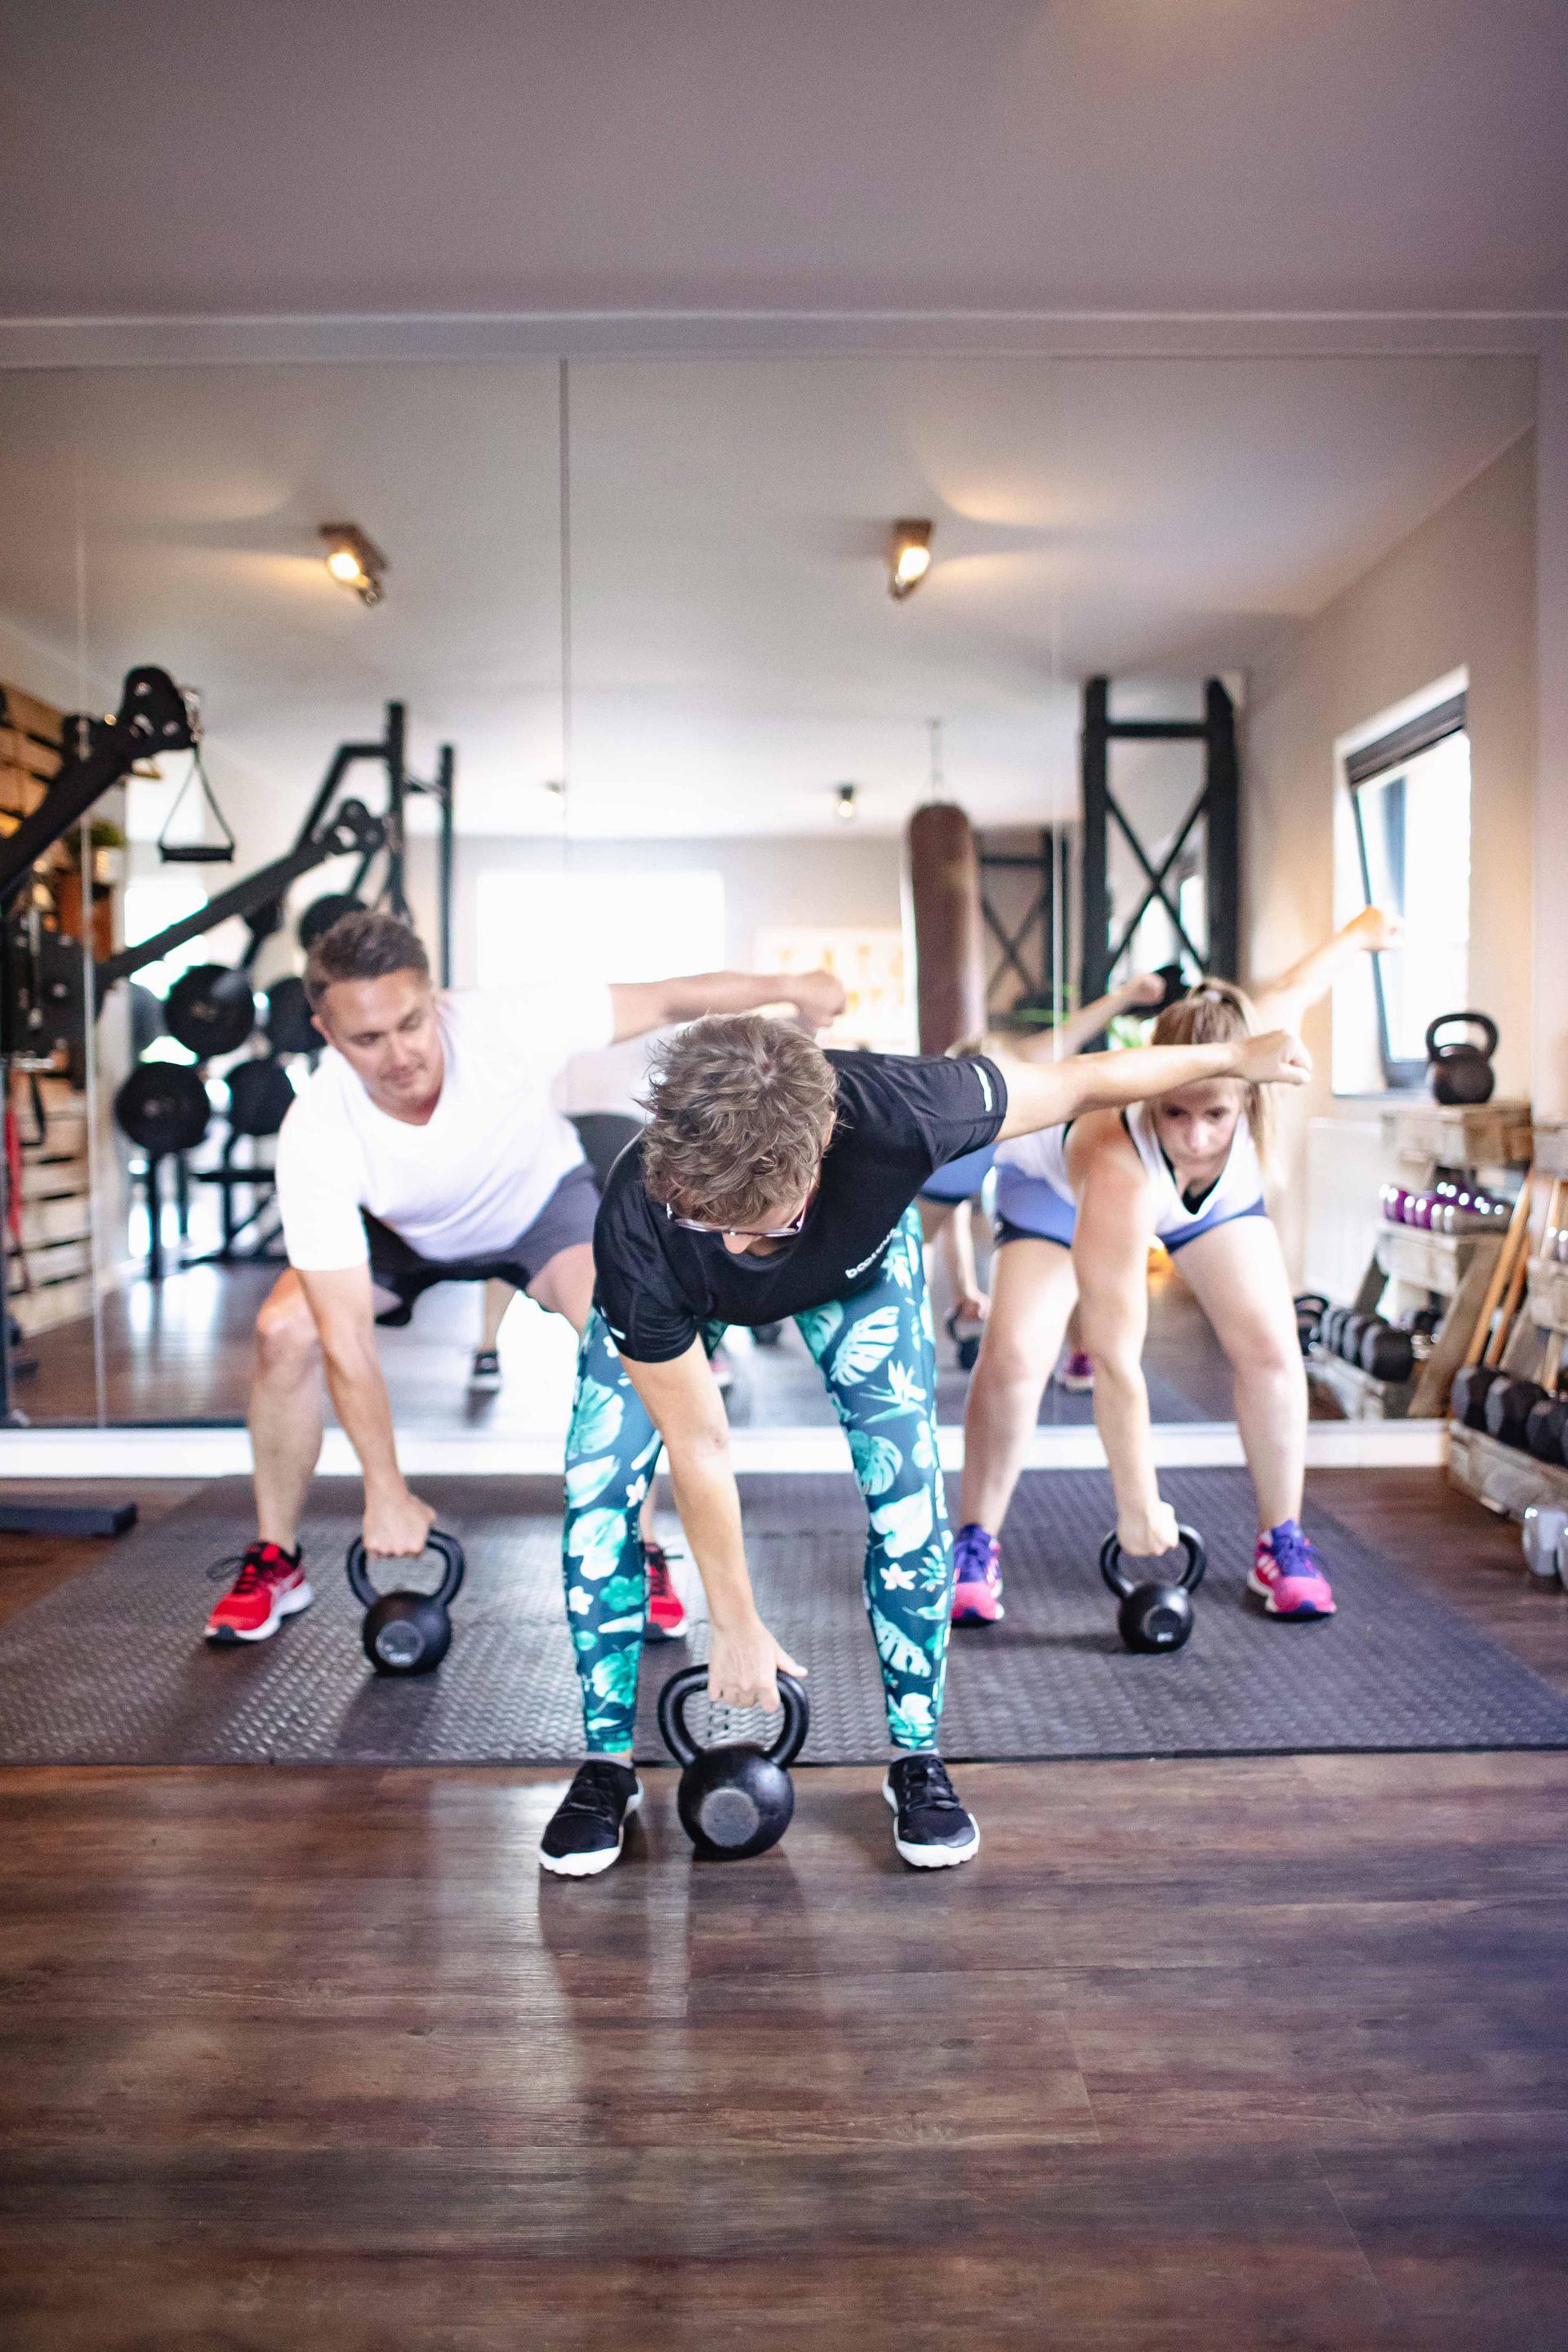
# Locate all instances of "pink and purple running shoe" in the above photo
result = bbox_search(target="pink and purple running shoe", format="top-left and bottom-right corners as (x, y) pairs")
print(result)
(1249, 1519), (1335, 1619)
(951, 1522), (1004, 1625)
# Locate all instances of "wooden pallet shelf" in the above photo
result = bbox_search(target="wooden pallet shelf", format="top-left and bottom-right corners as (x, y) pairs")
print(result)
(1307, 1342), (1415, 1420)
(1383, 1099), (1533, 1171)
(1524, 1254), (1568, 1337)
(1533, 1122), (1568, 1180)
(1448, 1420), (1568, 1521)
(1375, 1224), (1503, 1298)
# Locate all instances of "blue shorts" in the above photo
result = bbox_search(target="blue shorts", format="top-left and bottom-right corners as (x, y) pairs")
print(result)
(920, 1143), (998, 1205)
(992, 1165), (1268, 1253)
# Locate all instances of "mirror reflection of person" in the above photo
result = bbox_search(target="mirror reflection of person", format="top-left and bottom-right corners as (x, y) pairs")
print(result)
(950, 906), (1401, 1627)
(915, 973), (1171, 1366)
(539, 1009), (1309, 1878)
(204, 910), (844, 1646)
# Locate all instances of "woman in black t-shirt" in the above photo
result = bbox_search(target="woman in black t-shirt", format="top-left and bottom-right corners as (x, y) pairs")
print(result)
(540, 1012), (1309, 1879)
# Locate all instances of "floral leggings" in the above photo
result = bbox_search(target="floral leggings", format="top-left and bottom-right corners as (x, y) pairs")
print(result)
(563, 1207), (955, 1755)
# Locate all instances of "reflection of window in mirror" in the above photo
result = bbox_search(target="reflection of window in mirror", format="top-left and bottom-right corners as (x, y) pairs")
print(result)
(476, 866), (725, 991)
(1332, 675), (1470, 1093)
(121, 873), (211, 1000)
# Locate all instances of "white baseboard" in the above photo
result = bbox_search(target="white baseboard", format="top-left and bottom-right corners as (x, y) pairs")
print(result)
(0, 1418), (1448, 1481)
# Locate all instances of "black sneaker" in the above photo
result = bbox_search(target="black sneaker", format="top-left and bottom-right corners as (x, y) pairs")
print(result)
(539, 1760), (643, 1878)
(469, 1348), (502, 1392)
(882, 1753), (980, 1869)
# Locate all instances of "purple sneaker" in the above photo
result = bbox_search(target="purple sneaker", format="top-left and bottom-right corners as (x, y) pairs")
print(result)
(1249, 1519), (1335, 1619)
(951, 1522), (1004, 1625)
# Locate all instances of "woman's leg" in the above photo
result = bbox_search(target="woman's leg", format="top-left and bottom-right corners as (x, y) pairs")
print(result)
(794, 1209), (954, 1753)
(1071, 1158), (1180, 1559)
(560, 1310), (663, 1757)
(1171, 1218), (1307, 1530)
(957, 1237), (1077, 1535)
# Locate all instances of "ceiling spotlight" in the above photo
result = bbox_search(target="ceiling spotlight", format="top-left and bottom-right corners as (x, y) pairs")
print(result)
(319, 523), (388, 607)
(835, 782), (858, 824)
(888, 519), (933, 601)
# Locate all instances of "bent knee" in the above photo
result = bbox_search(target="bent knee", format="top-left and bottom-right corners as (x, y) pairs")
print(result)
(254, 1290), (321, 1371)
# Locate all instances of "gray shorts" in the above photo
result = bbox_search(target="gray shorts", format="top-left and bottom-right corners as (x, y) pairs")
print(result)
(363, 1160), (600, 1324)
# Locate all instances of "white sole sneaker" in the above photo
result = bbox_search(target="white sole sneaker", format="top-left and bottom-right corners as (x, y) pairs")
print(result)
(881, 1779), (981, 1869)
(538, 1786), (643, 1878)
(205, 1580), (314, 1644)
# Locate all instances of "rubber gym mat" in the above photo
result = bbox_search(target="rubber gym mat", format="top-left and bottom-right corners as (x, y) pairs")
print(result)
(2, 1470), (1566, 1766)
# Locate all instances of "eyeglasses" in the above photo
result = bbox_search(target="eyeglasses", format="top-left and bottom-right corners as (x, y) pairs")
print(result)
(665, 1202), (810, 1241)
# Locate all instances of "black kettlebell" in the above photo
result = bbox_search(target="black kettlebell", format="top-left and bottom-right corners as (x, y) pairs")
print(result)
(657, 1664), (810, 1860)
(945, 1306), (982, 1373)
(1425, 1013), (1498, 1107)
(345, 1529), (466, 1675)
(1099, 1525), (1207, 1654)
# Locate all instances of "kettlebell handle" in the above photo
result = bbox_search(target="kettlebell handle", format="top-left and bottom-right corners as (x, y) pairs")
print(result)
(1424, 1011), (1498, 1062)
(345, 1528), (466, 1611)
(657, 1664), (810, 1771)
(1098, 1524), (1207, 1601)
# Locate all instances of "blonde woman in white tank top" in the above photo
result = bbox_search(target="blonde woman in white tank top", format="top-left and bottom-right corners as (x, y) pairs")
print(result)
(951, 907), (1401, 1629)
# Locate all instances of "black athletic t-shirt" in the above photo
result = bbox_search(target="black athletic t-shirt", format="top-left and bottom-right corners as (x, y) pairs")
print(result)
(593, 1049), (1008, 1364)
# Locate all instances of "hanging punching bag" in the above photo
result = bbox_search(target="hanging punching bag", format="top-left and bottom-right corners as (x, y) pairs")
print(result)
(906, 803), (987, 1054)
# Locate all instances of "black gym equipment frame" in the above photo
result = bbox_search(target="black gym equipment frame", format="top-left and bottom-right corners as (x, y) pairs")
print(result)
(1079, 677), (1240, 1005)
(0, 666), (198, 1537)
(978, 829), (1072, 1029)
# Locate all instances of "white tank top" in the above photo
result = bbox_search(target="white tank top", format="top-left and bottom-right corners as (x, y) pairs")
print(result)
(997, 1101), (1263, 1241)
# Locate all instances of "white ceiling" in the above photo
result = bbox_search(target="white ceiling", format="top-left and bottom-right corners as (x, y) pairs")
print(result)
(0, 354), (1534, 843)
(5, 3), (1566, 321)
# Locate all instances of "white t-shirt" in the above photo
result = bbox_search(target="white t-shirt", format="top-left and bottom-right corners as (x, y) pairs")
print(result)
(274, 984), (615, 1272)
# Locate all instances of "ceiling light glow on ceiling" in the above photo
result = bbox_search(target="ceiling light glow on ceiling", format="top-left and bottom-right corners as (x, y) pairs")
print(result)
(888, 519), (933, 600)
(835, 782), (858, 823)
(318, 522), (388, 607)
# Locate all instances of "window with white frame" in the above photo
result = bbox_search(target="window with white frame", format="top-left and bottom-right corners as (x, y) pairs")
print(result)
(1332, 677), (1471, 1093)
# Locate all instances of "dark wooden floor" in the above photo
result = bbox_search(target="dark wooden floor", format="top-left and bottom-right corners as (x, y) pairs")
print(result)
(1, 1472), (1566, 2350)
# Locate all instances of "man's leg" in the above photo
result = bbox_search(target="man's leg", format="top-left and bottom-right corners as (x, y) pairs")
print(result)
(795, 1209), (978, 1866)
(207, 1272), (323, 1644)
(541, 1309), (664, 1877)
(470, 1278), (514, 1388)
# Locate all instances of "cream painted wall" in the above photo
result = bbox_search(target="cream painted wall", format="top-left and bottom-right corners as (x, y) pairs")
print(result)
(1244, 430), (1536, 1285)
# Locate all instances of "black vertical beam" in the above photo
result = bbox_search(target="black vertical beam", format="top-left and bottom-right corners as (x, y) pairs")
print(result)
(383, 700), (408, 917)
(434, 743), (455, 989)
(1204, 678), (1240, 980)
(1080, 677), (1111, 1004)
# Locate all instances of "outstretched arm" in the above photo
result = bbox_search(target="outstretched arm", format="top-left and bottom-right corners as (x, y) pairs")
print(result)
(296, 1265), (436, 1559)
(609, 968), (845, 1042)
(1251, 906), (1401, 1034)
(991, 1027), (1311, 1143)
(620, 1343), (806, 1710)
(1008, 972), (1169, 1063)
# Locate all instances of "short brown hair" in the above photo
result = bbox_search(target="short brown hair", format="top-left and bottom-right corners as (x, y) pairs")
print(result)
(639, 1014), (840, 1227)
(303, 910), (430, 1009)
(1151, 977), (1271, 1163)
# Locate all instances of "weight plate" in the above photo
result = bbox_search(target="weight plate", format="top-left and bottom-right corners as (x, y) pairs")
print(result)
(163, 963), (257, 1058)
(114, 1061), (211, 1156)
(226, 1055), (296, 1138)
(264, 974), (318, 1056)
(297, 893), (363, 951)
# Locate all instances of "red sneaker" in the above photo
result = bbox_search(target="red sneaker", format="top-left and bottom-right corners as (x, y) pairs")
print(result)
(205, 1542), (314, 1645)
(642, 1542), (689, 1642)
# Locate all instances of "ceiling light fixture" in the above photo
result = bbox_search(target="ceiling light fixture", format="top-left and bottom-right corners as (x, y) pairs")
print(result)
(835, 782), (858, 824)
(319, 523), (388, 607)
(888, 519), (933, 601)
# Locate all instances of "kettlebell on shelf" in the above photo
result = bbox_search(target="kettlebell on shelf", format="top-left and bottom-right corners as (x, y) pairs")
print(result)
(1424, 1013), (1498, 1107)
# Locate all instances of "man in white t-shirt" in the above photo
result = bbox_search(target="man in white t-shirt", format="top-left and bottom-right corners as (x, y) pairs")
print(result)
(205, 909), (843, 1646)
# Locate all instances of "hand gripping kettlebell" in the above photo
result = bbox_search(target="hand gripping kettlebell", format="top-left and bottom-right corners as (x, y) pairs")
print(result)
(1099, 1525), (1208, 1653)
(657, 1664), (810, 1860)
(1424, 1013), (1498, 1107)
(345, 1530), (466, 1675)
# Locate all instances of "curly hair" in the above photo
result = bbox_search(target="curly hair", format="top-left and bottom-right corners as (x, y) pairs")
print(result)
(639, 1014), (840, 1228)
(1151, 976), (1272, 1164)
(303, 910), (430, 1009)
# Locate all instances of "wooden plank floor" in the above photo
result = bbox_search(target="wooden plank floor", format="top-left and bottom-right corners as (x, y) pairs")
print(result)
(1, 1472), (1566, 2350)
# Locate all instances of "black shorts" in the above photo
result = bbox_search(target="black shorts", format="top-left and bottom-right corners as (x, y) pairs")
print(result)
(364, 1160), (600, 1325)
